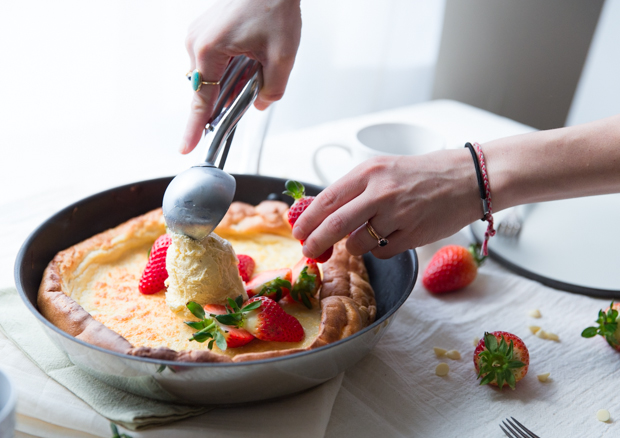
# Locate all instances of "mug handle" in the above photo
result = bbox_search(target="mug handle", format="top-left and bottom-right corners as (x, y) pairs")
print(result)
(312, 143), (353, 185)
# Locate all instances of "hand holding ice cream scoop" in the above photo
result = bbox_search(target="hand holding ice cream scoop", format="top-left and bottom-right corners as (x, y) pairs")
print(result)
(163, 56), (261, 241)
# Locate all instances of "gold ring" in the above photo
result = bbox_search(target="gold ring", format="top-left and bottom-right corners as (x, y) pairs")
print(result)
(365, 221), (389, 247)
(186, 69), (220, 92)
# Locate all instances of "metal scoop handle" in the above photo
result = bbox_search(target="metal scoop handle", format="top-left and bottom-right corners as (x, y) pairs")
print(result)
(200, 56), (262, 168)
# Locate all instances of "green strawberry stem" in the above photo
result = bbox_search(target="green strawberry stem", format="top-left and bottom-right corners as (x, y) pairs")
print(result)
(184, 301), (228, 351)
(581, 301), (619, 348)
(256, 277), (292, 301)
(291, 266), (316, 309)
(468, 243), (486, 266)
(283, 180), (306, 201)
(476, 332), (525, 390)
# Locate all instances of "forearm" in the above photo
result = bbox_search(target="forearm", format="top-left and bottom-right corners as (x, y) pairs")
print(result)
(483, 114), (620, 211)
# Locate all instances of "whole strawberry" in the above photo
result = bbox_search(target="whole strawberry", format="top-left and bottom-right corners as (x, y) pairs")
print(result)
(139, 234), (171, 294)
(422, 244), (485, 293)
(283, 180), (333, 263)
(237, 254), (256, 283)
(211, 296), (304, 342)
(581, 302), (620, 351)
(474, 331), (529, 390)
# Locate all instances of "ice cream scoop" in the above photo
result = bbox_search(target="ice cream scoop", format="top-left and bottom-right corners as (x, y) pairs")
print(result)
(163, 56), (262, 241)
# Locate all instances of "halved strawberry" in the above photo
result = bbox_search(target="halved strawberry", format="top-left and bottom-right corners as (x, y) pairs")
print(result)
(245, 268), (292, 301)
(474, 331), (529, 390)
(283, 180), (333, 263)
(185, 301), (254, 350)
(210, 296), (304, 343)
(139, 234), (171, 294)
(582, 301), (620, 351)
(290, 257), (322, 309)
(237, 254), (255, 283)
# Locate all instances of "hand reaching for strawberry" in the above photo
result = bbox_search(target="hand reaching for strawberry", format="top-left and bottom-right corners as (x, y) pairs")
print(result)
(289, 153), (483, 260)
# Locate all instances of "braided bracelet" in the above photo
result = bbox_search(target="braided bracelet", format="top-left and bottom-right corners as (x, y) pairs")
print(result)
(464, 142), (496, 256)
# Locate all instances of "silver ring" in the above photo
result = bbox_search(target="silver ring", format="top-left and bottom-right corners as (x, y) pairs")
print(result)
(365, 221), (389, 247)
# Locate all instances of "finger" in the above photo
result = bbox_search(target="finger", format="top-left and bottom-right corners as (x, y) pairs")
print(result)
(292, 170), (370, 241)
(301, 191), (377, 260)
(254, 51), (296, 111)
(345, 216), (398, 257)
(180, 47), (230, 154)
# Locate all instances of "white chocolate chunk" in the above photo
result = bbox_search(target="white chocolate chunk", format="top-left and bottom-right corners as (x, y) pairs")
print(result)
(435, 363), (450, 377)
(536, 329), (547, 339)
(528, 309), (542, 318)
(597, 409), (611, 422)
(529, 325), (541, 334)
(473, 337), (480, 346)
(545, 332), (560, 342)
(537, 372), (550, 382)
(433, 347), (447, 358)
(446, 350), (461, 360)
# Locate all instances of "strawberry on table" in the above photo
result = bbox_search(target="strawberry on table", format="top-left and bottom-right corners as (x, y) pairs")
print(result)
(237, 254), (256, 283)
(474, 331), (529, 390)
(422, 244), (485, 293)
(185, 301), (254, 350)
(581, 301), (620, 351)
(290, 257), (322, 309)
(283, 180), (333, 263)
(245, 268), (292, 301)
(139, 234), (172, 295)
(208, 296), (304, 343)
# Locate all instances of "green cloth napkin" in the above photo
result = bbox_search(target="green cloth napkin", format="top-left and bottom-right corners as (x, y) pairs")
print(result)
(0, 287), (211, 431)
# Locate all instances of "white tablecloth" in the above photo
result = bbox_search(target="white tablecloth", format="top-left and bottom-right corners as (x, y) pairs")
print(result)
(2, 100), (618, 437)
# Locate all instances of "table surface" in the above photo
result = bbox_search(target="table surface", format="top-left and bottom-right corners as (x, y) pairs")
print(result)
(2, 99), (619, 437)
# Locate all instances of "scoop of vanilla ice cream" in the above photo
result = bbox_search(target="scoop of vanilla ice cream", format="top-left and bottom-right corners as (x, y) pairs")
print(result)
(165, 232), (247, 313)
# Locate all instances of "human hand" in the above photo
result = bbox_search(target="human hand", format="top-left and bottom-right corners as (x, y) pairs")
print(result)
(292, 150), (483, 259)
(180, 0), (302, 154)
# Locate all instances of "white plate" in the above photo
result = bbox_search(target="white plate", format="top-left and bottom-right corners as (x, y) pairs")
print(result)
(470, 194), (620, 297)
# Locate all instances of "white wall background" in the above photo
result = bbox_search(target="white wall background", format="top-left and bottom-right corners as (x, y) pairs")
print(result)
(0, 0), (618, 206)
(566, 0), (620, 126)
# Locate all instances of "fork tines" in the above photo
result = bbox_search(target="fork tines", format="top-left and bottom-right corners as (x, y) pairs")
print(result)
(500, 417), (540, 438)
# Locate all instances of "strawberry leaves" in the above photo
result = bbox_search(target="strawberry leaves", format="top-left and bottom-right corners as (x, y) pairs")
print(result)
(254, 278), (291, 302)
(476, 332), (525, 390)
(185, 301), (227, 351)
(283, 180), (305, 201)
(209, 296), (261, 328)
(291, 266), (316, 309)
(582, 302), (620, 349)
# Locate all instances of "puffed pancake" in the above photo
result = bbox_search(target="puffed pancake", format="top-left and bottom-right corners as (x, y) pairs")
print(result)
(38, 201), (376, 362)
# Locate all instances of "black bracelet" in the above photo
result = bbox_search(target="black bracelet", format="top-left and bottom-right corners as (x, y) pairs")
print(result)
(464, 142), (488, 221)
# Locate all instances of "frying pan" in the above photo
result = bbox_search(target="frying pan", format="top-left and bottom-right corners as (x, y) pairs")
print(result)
(14, 175), (417, 404)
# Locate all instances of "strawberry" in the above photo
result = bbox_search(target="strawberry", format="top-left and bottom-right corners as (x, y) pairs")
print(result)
(185, 300), (254, 350)
(474, 331), (529, 390)
(283, 180), (333, 263)
(237, 254), (255, 283)
(139, 234), (172, 295)
(245, 268), (292, 301)
(422, 244), (485, 293)
(581, 301), (620, 351)
(290, 257), (322, 309)
(210, 296), (304, 342)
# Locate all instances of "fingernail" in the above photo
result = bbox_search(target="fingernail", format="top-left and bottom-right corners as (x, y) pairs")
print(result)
(179, 143), (187, 154)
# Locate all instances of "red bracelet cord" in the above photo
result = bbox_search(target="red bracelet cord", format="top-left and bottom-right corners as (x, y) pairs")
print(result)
(473, 142), (496, 255)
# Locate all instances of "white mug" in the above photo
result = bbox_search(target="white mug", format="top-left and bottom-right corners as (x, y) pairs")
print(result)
(312, 123), (445, 185)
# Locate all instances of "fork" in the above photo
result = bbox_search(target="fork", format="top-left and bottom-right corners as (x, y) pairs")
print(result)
(500, 417), (541, 438)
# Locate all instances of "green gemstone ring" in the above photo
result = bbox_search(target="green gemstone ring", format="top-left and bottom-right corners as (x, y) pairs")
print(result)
(186, 69), (220, 92)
